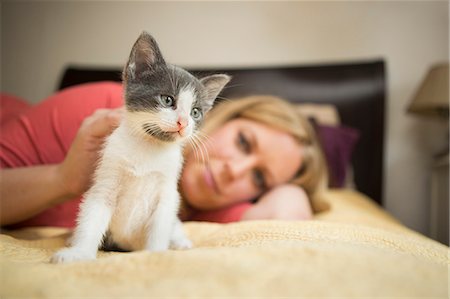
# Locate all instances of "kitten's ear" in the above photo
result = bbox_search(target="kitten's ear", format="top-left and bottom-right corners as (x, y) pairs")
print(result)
(123, 32), (165, 81)
(200, 74), (231, 106)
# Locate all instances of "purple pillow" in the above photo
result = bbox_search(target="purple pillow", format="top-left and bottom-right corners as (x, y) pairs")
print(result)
(313, 123), (360, 188)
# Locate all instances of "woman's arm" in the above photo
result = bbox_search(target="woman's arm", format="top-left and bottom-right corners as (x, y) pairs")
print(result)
(0, 108), (123, 226)
(241, 184), (313, 221)
(0, 165), (70, 225)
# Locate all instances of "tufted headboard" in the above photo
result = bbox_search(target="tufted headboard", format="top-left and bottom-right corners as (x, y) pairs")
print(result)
(58, 60), (386, 205)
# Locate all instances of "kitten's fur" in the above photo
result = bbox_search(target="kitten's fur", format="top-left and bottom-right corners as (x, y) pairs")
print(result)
(51, 32), (230, 263)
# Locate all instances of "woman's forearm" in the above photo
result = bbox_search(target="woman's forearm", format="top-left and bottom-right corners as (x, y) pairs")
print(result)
(241, 184), (313, 221)
(0, 165), (72, 226)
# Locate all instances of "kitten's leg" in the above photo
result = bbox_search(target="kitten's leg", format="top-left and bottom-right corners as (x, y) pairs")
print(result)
(51, 162), (119, 263)
(145, 187), (180, 252)
(169, 218), (193, 250)
(51, 198), (113, 263)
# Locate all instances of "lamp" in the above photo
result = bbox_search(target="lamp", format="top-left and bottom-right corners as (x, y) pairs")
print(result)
(408, 63), (449, 246)
(407, 63), (449, 118)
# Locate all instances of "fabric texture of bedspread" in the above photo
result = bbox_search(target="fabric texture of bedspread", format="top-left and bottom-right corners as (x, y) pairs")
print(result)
(1, 190), (448, 298)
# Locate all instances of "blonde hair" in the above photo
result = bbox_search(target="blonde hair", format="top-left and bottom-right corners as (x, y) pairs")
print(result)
(199, 95), (329, 209)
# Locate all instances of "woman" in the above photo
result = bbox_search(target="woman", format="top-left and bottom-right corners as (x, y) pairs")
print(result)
(0, 82), (327, 227)
(180, 95), (328, 222)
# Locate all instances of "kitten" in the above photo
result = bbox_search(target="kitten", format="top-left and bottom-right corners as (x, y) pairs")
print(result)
(51, 32), (230, 263)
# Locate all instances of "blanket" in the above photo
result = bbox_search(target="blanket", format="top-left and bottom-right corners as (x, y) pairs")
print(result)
(1, 190), (448, 298)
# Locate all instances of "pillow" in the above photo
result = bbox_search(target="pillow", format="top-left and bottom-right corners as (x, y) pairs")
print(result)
(295, 103), (359, 188)
(314, 122), (360, 188)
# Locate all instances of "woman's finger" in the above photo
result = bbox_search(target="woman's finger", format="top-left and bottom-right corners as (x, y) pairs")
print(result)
(82, 108), (124, 138)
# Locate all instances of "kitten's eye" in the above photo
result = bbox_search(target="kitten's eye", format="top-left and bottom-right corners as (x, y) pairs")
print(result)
(160, 95), (174, 107)
(191, 108), (202, 121)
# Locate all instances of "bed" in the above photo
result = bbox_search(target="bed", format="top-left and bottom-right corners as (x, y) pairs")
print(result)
(1, 60), (448, 298)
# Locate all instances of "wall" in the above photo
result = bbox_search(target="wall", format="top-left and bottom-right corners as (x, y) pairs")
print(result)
(1, 1), (448, 235)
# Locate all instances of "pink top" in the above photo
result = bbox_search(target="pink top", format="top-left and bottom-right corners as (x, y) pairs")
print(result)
(1, 82), (251, 228)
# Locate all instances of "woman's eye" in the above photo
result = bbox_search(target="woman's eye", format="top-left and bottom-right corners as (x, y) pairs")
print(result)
(237, 132), (251, 153)
(160, 95), (174, 107)
(191, 108), (202, 120)
(252, 169), (267, 192)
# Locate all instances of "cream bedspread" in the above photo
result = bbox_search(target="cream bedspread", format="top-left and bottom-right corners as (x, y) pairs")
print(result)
(1, 190), (448, 298)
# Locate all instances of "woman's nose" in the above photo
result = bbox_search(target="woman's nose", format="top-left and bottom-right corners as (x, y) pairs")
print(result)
(224, 156), (258, 181)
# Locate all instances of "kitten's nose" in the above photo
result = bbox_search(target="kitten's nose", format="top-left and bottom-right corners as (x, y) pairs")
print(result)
(177, 118), (187, 131)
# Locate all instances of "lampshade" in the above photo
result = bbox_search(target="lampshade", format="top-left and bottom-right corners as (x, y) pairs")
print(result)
(408, 63), (449, 118)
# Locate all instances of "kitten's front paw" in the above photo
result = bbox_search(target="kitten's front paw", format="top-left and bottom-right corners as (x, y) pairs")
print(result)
(50, 247), (96, 264)
(170, 236), (193, 250)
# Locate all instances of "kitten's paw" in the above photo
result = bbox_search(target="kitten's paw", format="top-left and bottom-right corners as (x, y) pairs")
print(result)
(50, 247), (96, 264)
(170, 236), (193, 250)
(145, 242), (170, 253)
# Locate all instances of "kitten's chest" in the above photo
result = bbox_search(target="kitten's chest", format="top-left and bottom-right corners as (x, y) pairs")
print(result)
(104, 127), (183, 249)
(106, 126), (183, 177)
(109, 170), (163, 250)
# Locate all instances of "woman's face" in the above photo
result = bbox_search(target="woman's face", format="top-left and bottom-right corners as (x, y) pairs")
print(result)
(181, 118), (303, 210)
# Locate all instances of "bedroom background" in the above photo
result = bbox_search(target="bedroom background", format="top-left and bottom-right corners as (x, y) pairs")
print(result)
(1, 1), (448, 238)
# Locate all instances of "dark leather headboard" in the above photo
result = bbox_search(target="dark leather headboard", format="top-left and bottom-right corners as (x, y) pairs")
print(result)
(58, 60), (386, 205)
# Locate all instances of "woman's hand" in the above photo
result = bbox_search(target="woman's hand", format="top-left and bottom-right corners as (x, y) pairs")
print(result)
(0, 108), (124, 226)
(241, 184), (313, 221)
(56, 108), (124, 198)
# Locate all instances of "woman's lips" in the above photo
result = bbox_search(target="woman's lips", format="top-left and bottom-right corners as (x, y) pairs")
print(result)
(204, 165), (220, 195)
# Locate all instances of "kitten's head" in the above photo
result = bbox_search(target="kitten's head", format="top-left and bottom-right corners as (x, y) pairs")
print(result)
(122, 31), (230, 144)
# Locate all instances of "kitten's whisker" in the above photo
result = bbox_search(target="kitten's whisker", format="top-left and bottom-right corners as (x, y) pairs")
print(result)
(222, 83), (243, 89)
(196, 133), (215, 164)
(155, 119), (176, 127)
(195, 132), (215, 152)
(198, 140), (210, 164)
(211, 94), (232, 106)
(192, 135), (207, 163)
(187, 139), (200, 163)
(187, 135), (201, 162)
(144, 126), (157, 135)
(130, 121), (148, 137)
(191, 134), (210, 164)
(140, 122), (162, 136)
(191, 136), (206, 163)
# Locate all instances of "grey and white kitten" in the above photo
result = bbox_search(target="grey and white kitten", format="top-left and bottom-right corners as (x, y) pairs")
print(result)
(51, 32), (230, 263)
